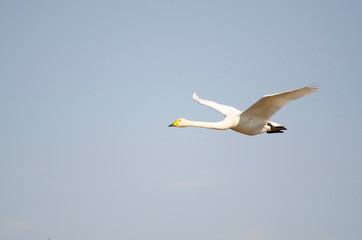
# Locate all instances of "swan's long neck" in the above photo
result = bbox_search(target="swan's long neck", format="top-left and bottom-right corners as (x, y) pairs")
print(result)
(184, 120), (230, 130)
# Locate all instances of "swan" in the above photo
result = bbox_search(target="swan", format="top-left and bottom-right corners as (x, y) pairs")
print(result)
(168, 83), (319, 136)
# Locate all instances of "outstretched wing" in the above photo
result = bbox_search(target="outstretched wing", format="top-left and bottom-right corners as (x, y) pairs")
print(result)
(240, 83), (319, 120)
(193, 92), (241, 116)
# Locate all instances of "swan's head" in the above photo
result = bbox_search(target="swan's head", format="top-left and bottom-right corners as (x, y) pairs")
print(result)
(168, 118), (187, 127)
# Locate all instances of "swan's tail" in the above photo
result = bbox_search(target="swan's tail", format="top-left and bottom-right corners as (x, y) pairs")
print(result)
(266, 122), (287, 134)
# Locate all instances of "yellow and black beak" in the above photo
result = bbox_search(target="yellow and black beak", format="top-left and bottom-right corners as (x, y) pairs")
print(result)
(168, 120), (179, 127)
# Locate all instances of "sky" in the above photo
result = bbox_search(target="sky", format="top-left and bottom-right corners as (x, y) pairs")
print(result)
(1, 0), (362, 240)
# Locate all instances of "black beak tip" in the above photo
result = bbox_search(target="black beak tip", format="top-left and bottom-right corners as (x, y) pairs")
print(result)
(168, 123), (174, 127)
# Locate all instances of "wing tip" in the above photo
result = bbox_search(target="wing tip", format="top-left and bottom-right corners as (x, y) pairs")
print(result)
(307, 82), (320, 92)
(193, 92), (200, 101)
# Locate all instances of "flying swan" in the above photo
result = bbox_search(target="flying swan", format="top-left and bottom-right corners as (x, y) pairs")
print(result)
(168, 83), (319, 136)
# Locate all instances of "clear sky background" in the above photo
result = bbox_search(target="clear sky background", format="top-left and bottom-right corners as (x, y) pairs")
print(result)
(1, 1), (361, 240)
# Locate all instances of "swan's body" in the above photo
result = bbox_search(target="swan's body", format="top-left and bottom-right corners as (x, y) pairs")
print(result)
(169, 83), (319, 136)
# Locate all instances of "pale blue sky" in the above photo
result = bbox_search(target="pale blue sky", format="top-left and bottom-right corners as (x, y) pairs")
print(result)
(1, 1), (361, 240)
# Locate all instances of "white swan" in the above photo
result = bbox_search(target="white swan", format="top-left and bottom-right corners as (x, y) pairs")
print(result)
(168, 83), (319, 136)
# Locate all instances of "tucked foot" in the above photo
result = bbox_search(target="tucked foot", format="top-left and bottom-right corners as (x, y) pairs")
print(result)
(266, 122), (287, 134)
